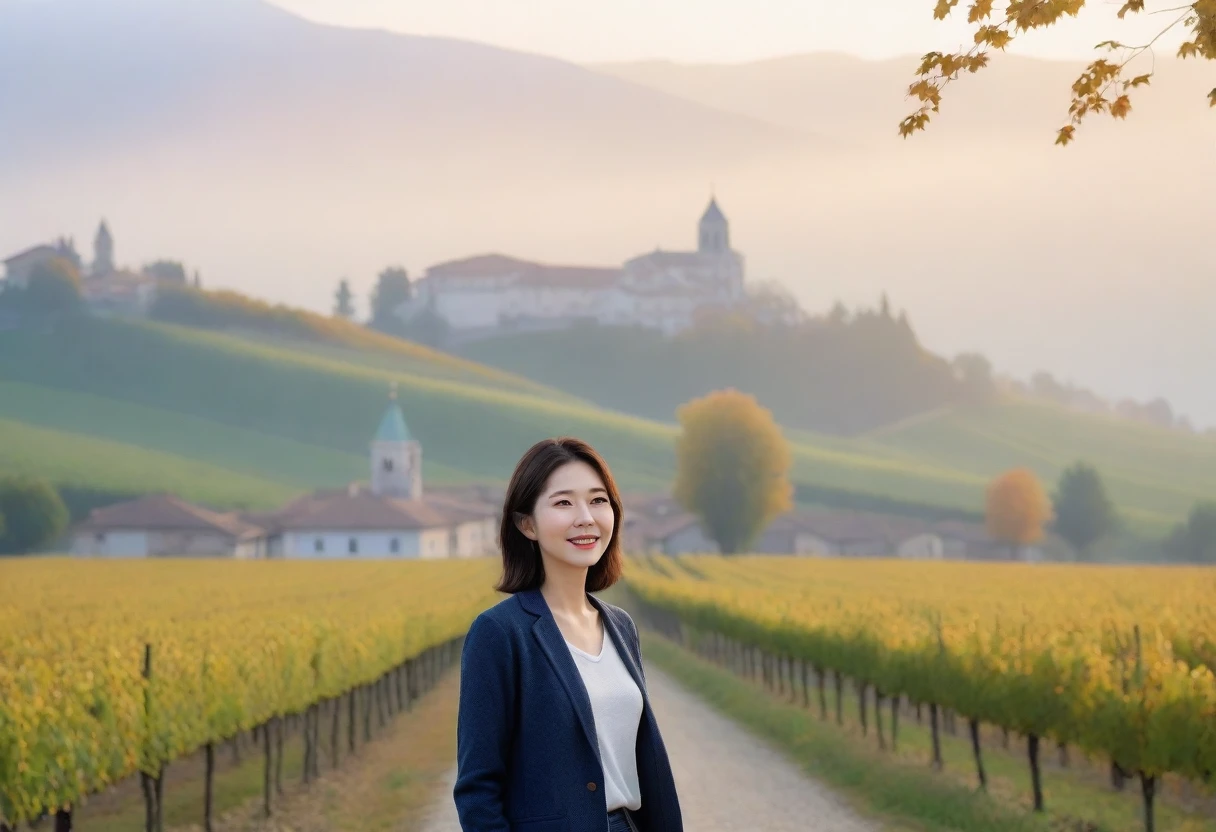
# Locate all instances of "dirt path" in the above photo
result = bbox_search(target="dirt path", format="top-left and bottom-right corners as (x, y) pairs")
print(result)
(412, 664), (878, 832)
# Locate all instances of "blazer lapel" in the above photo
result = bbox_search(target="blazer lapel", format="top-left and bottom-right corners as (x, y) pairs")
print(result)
(519, 589), (601, 760)
(588, 593), (649, 703)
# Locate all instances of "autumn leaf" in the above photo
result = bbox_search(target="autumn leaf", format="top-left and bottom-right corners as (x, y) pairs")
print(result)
(1209, 87), (1216, 107)
(1055, 124), (1076, 145)
(1110, 94), (1132, 118)
(933, 0), (961, 20)
(1118, 0), (1146, 18)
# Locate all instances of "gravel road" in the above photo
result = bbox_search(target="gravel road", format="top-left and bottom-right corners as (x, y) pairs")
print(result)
(414, 664), (879, 831)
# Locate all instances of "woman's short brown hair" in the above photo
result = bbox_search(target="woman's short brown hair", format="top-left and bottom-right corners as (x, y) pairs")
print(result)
(495, 436), (624, 594)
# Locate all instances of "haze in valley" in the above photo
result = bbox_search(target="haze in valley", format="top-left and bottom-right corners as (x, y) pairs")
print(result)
(2, 0), (1212, 426)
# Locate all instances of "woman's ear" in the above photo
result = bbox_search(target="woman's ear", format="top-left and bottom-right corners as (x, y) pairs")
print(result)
(514, 511), (538, 541)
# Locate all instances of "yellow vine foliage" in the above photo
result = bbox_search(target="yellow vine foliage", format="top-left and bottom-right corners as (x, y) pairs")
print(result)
(985, 467), (1053, 548)
(0, 557), (500, 825)
(626, 553), (1216, 780)
(902, 1), (1216, 144)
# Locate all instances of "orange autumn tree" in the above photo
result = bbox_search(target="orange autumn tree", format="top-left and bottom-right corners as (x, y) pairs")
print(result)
(986, 467), (1054, 558)
(902, 1), (1216, 145)
(673, 389), (793, 554)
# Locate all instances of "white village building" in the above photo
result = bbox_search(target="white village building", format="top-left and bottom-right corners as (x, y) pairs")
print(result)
(71, 392), (500, 559)
(397, 197), (746, 340)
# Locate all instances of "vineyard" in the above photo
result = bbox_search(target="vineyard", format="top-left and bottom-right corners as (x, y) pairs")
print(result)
(0, 557), (501, 829)
(624, 554), (1216, 831)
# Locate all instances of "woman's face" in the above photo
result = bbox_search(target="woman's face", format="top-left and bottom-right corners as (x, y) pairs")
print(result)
(518, 460), (615, 570)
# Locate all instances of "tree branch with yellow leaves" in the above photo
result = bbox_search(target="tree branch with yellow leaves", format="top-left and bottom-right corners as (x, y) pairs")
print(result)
(901, 0), (1216, 144)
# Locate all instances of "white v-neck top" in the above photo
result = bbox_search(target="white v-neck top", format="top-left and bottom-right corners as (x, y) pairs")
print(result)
(565, 623), (644, 812)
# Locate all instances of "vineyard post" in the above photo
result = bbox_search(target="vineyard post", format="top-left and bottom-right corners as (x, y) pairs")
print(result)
(407, 657), (417, 710)
(311, 704), (321, 779)
(275, 717), (285, 795)
(1027, 734), (1044, 811)
(1140, 771), (1156, 832)
(889, 694), (898, 751)
(800, 658), (809, 708)
(53, 808), (71, 832)
(968, 718), (986, 790)
(348, 688), (357, 754)
(929, 703), (943, 770)
(857, 681), (868, 737)
(302, 708), (312, 786)
(204, 741), (215, 832)
(139, 642), (163, 832)
(834, 671), (843, 725)
(874, 689), (886, 750)
(817, 666), (828, 721)
(1058, 742), (1069, 767)
(331, 696), (341, 769)
(262, 718), (272, 817)
(362, 685), (372, 743)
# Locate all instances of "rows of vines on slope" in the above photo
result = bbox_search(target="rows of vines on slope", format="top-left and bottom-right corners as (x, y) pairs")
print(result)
(625, 555), (1216, 784)
(0, 558), (500, 825)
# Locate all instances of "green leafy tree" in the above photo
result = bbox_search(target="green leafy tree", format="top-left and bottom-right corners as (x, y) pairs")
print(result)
(0, 475), (69, 555)
(24, 256), (83, 313)
(1052, 461), (1118, 558)
(333, 278), (355, 320)
(673, 388), (793, 554)
(905, 1), (1216, 145)
(953, 352), (997, 404)
(1164, 501), (1216, 563)
(369, 266), (412, 332)
(143, 259), (188, 284)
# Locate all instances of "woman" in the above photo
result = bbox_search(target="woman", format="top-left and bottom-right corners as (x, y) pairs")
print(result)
(453, 437), (683, 832)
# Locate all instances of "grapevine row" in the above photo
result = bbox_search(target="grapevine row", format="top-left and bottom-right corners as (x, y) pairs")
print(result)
(624, 554), (1216, 831)
(0, 558), (500, 827)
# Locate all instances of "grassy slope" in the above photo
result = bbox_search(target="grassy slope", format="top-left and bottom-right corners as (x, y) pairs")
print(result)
(4, 317), (1209, 530)
(0, 318), (680, 502)
(866, 401), (1216, 533)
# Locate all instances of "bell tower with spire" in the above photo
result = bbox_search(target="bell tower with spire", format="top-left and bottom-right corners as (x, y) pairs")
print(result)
(370, 383), (422, 499)
(697, 195), (730, 256)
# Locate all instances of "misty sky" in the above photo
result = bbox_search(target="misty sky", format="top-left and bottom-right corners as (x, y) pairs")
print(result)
(271, 0), (1190, 63)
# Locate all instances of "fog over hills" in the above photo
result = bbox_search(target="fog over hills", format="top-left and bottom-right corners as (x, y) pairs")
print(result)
(2, 0), (1213, 425)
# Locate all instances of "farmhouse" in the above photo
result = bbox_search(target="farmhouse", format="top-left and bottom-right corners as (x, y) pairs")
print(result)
(71, 391), (500, 559)
(397, 197), (747, 340)
(71, 494), (266, 558)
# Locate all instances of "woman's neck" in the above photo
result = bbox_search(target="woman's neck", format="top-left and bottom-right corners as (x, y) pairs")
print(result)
(539, 559), (594, 619)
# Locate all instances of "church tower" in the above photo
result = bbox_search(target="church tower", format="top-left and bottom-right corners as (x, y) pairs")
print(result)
(92, 219), (114, 278)
(697, 197), (730, 256)
(370, 384), (422, 499)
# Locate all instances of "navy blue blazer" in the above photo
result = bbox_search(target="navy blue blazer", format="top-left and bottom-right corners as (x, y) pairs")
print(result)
(453, 587), (683, 832)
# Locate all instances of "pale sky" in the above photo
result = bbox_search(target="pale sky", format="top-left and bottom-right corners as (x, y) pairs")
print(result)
(271, 0), (1190, 64)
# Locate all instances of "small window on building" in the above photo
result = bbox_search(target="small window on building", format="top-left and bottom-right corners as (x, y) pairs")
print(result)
(314, 538), (324, 553)
(348, 538), (358, 555)
(382, 457), (394, 472)
(390, 537), (400, 554)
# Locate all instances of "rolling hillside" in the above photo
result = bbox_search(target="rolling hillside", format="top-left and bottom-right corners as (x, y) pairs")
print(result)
(0, 316), (978, 516)
(2, 316), (1210, 535)
(864, 401), (1216, 532)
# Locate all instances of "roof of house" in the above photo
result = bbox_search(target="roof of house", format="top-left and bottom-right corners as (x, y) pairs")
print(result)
(76, 494), (262, 538)
(424, 253), (621, 290)
(253, 486), (496, 533)
(775, 508), (938, 546)
(3, 244), (60, 266)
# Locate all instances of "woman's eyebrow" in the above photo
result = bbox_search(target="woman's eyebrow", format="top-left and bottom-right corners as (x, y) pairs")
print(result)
(547, 487), (608, 498)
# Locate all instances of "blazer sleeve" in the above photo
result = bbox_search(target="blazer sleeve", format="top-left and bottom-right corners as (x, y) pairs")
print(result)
(453, 613), (515, 832)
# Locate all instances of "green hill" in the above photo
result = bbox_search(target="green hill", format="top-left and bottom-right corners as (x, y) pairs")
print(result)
(863, 401), (1216, 533)
(1, 316), (1210, 540)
